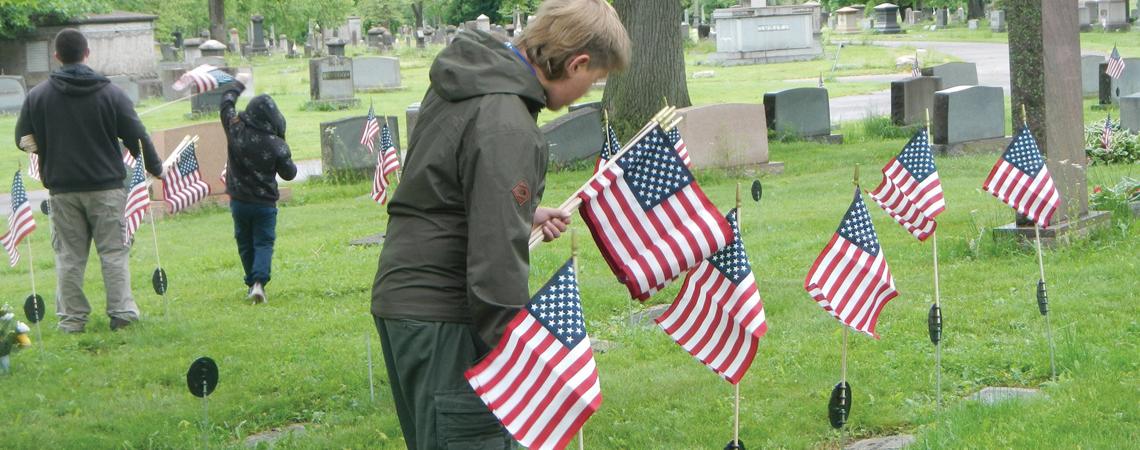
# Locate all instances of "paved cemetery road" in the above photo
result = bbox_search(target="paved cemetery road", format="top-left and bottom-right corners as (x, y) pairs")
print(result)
(0, 41), (1016, 214)
(829, 40), (1011, 123)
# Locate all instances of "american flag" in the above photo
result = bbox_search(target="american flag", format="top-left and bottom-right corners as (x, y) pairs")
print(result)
(1101, 115), (1113, 149)
(982, 126), (1061, 228)
(26, 153), (40, 182)
(666, 126), (692, 168)
(465, 259), (601, 450)
(360, 104), (381, 153)
(656, 208), (767, 384)
(371, 124), (401, 204)
(162, 141), (211, 213)
(124, 158), (150, 244)
(912, 59), (922, 78)
(868, 128), (945, 241)
(804, 188), (898, 338)
(122, 147), (136, 169)
(1107, 46), (1126, 79)
(2, 171), (36, 267)
(818, 73), (825, 88)
(579, 125), (732, 301)
(172, 64), (236, 93)
(594, 122), (622, 173)
(220, 163), (228, 186)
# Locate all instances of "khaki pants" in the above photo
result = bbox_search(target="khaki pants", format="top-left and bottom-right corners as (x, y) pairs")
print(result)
(50, 189), (138, 331)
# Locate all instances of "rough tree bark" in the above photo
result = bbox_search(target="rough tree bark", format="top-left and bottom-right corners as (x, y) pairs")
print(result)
(412, 2), (425, 48)
(602, 0), (691, 140)
(208, 0), (225, 42)
(967, 0), (985, 20)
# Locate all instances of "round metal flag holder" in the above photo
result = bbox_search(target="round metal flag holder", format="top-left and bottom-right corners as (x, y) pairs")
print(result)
(152, 268), (168, 296)
(828, 381), (851, 429)
(187, 357), (219, 448)
(928, 304), (943, 345)
(750, 180), (763, 202)
(23, 294), (45, 324)
(39, 200), (50, 216)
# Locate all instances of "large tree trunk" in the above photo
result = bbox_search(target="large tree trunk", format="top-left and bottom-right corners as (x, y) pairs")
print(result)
(208, 0), (226, 42)
(412, 2), (425, 49)
(602, 0), (691, 140)
(967, 0), (985, 19)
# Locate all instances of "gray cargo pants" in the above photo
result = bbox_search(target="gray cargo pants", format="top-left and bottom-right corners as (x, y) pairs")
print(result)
(50, 189), (138, 332)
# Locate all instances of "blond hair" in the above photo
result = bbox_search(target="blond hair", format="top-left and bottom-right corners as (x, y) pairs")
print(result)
(514, 0), (631, 80)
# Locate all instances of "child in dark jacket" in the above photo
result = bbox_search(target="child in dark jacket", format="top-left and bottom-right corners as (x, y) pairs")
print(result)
(220, 80), (297, 303)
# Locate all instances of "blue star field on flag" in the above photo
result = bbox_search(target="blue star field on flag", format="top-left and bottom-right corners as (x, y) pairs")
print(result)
(1004, 127), (1046, 178)
(837, 190), (881, 256)
(527, 260), (586, 347)
(897, 129), (936, 182)
(617, 127), (693, 210)
(10, 171), (27, 209)
(380, 121), (395, 152)
(177, 142), (201, 177)
(709, 209), (752, 285)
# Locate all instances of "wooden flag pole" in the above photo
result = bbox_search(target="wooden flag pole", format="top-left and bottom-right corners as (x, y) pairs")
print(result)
(141, 144), (169, 315)
(732, 183), (743, 449)
(366, 332), (376, 402)
(570, 229), (586, 450)
(1021, 104), (1057, 382)
(528, 107), (679, 249)
(925, 108), (943, 407)
(25, 226), (43, 357)
(138, 93), (194, 117)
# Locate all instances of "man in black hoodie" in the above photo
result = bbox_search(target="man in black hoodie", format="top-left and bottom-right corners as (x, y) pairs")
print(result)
(14, 29), (163, 333)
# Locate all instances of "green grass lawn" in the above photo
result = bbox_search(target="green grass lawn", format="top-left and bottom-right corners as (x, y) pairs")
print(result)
(0, 115), (1137, 447)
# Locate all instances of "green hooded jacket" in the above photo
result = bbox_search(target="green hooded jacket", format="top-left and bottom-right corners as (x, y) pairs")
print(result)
(372, 30), (548, 346)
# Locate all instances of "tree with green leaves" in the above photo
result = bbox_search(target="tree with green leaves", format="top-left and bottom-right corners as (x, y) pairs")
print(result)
(0, 0), (107, 40)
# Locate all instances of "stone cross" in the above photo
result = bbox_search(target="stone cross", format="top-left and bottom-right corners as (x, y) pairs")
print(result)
(1006, 0), (1090, 225)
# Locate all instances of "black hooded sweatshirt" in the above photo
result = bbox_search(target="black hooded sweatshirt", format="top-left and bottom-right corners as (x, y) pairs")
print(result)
(14, 64), (163, 193)
(219, 82), (297, 205)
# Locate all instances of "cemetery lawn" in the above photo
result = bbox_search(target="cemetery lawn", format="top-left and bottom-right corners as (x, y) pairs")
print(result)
(0, 119), (1137, 447)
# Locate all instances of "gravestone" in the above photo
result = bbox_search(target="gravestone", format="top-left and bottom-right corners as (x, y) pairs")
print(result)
(200, 39), (226, 57)
(367, 27), (383, 48)
(229, 28), (240, 53)
(1120, 94), (1140, 133)
(183, 38), (204, 63)
(476, 14), (491, 32)
(309, 56), (357, 107)
(250, 15), (267, 54)
(1098, 59), (1140, 105)
(931, 85), (1007, 154)
(762, 87), (841, 142)
(541, 106), (603, 165)
(835, 7), (862, 34)
(1096, 0), (1129, 30)
(956, 7), (966, 22)
(0, 76), (26, 114)
(935, 8), (948, 27)
(872, 3), (903, 34)
(159, 64), (187, 101)
(352, 57), (401, 90)
(673, 103), (783, 172)
(990, 10), (1006, 31)
(1077, 4), (1093, 31)
(108, 75), (140, 105)
(999, 0), (1108, 240)
(891, 76), (943, 126)
(406, 102), (421, 141)
(190, 67), (237, 114)
(1081, 55), (1104, 97)
(160, 45), (178, 62)
(327, 39), (347, 57)
(320, 115), (400, 178)
(967, 19), (979, 30)
(710, 3), (824, 64)
(921, 62), (978, 89)
(147, 121), (240, 213)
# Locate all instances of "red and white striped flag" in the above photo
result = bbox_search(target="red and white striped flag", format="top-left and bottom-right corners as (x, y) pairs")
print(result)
(2, 170), (36, 267)
(172, 64), (236, 93)
(911, 59), (922, 78)
(371, 123), (401, 204)
(1106, 45), (1126, 79)
(594, 122), (622, 173)
(982, 126), (1061, 228)
(465, 259), (601, 450)
(666, 126), (692, 168)
(656, 209), (767, 384)
(162, 141), (211, 213)
(220, 163), (228, 187)
(868, 128), (945, 241)
(122, 147), (137, 169)
(26, 153), (40, 182)
(805, 188), (898, 338)
(124, 158), (150, 244)
(1100, 116), (1113, 149)
(579, 125), (732, 301)
(360, 103), (381, 153)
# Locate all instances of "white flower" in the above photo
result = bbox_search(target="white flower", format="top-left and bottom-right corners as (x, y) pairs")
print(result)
(17, 322), (30, 333)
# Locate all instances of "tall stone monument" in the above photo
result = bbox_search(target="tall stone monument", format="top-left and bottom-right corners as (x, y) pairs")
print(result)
(250, 15), (267, 54)
(1002, 0), (1107, 240)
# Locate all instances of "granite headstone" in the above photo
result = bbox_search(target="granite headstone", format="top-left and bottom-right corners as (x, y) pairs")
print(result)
(762, 87), (834, 139)
(541, 106), (603, 165)
(932, 85), (1005, 148)
(0, 76), (26, 114)
(320, 115), (400, 178)
(921, 62), (978, 89)
(891, 76), (943, 126)
(1098, 58), (1140, 104)
(673, 103), (781, 171)
(352, 57), (401, 90)
(1120, 93), (1140, 133)
(1081, 54), (1104, 97)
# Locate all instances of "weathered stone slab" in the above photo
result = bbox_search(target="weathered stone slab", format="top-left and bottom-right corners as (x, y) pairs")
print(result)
(920, 62), (978, 89)
(674, 103), (780, 170)
(763, 87), (833, 138)
(845, 435), (916, 450)
(968, 387), (1042, 405)
(872, 3), (903, 34)
(1081, 54), (1104, 97)
(891, 76), (943, 126)
(108, 75), (140, 105)
(0, 75), (26, 114)
(1120, 93), (1140, 133)
(352, 56), (401, 90)
(1098, 58), (1140, 105)
(990, 10), (1006, 31)
(148, 122), (228, 210)
(932, 85), (1005, 146)
(320, 115), (400, 178)
(405, 102), (421, 141)
(629, 304), (669, 326)
(541, 106), (603, 165)
(309, 56), (356, 103)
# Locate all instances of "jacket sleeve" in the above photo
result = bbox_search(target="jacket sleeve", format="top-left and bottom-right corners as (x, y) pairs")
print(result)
(14, 97), (34, 151)
(220, 81), (246, 140)
(113, 89), (163, 177)
(275, 139), (298, 181)
(460, 126), (546, 347)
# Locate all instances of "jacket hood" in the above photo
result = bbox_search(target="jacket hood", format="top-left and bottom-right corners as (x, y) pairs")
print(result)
(429, 30), (545, 111)
(49, 64), (110, 96)
(240, 94), (287, 139)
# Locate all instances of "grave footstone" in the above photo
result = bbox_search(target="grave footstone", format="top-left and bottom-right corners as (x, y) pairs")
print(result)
(931, 85), (1007, 154)
(990, 10), (1006, 31)
(108, 75), (140, 105)
(1081, 54), (1104, 97)
(921, 62), (978, 89)
(845, 435), (916, 450)
(541, 106), (603, 166)
(872, 3), (903, 34)
(968, 387), (1042, 405)
(352, 57), (401, 90)
(309, 56), (357, 107)
(0, 76), (26, 114)
(673, 103), (783, 172)
(891, 76), (942, 126)
(1120, 93), (1140, 133)
(1098, 58), (1140, 105)
(763, 87), (841, 142)
(320, 115), (400, 178)
(406, 102), (421, 141)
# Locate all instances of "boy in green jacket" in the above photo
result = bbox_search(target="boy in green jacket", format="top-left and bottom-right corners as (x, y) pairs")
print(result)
(371, 0), (630, 447)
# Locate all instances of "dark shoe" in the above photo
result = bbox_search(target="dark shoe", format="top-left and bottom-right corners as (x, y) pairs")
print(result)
(110, 318), (133, 331)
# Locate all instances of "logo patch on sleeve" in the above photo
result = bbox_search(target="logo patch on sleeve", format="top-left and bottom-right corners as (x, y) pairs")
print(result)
(511, 180), (531, 206)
